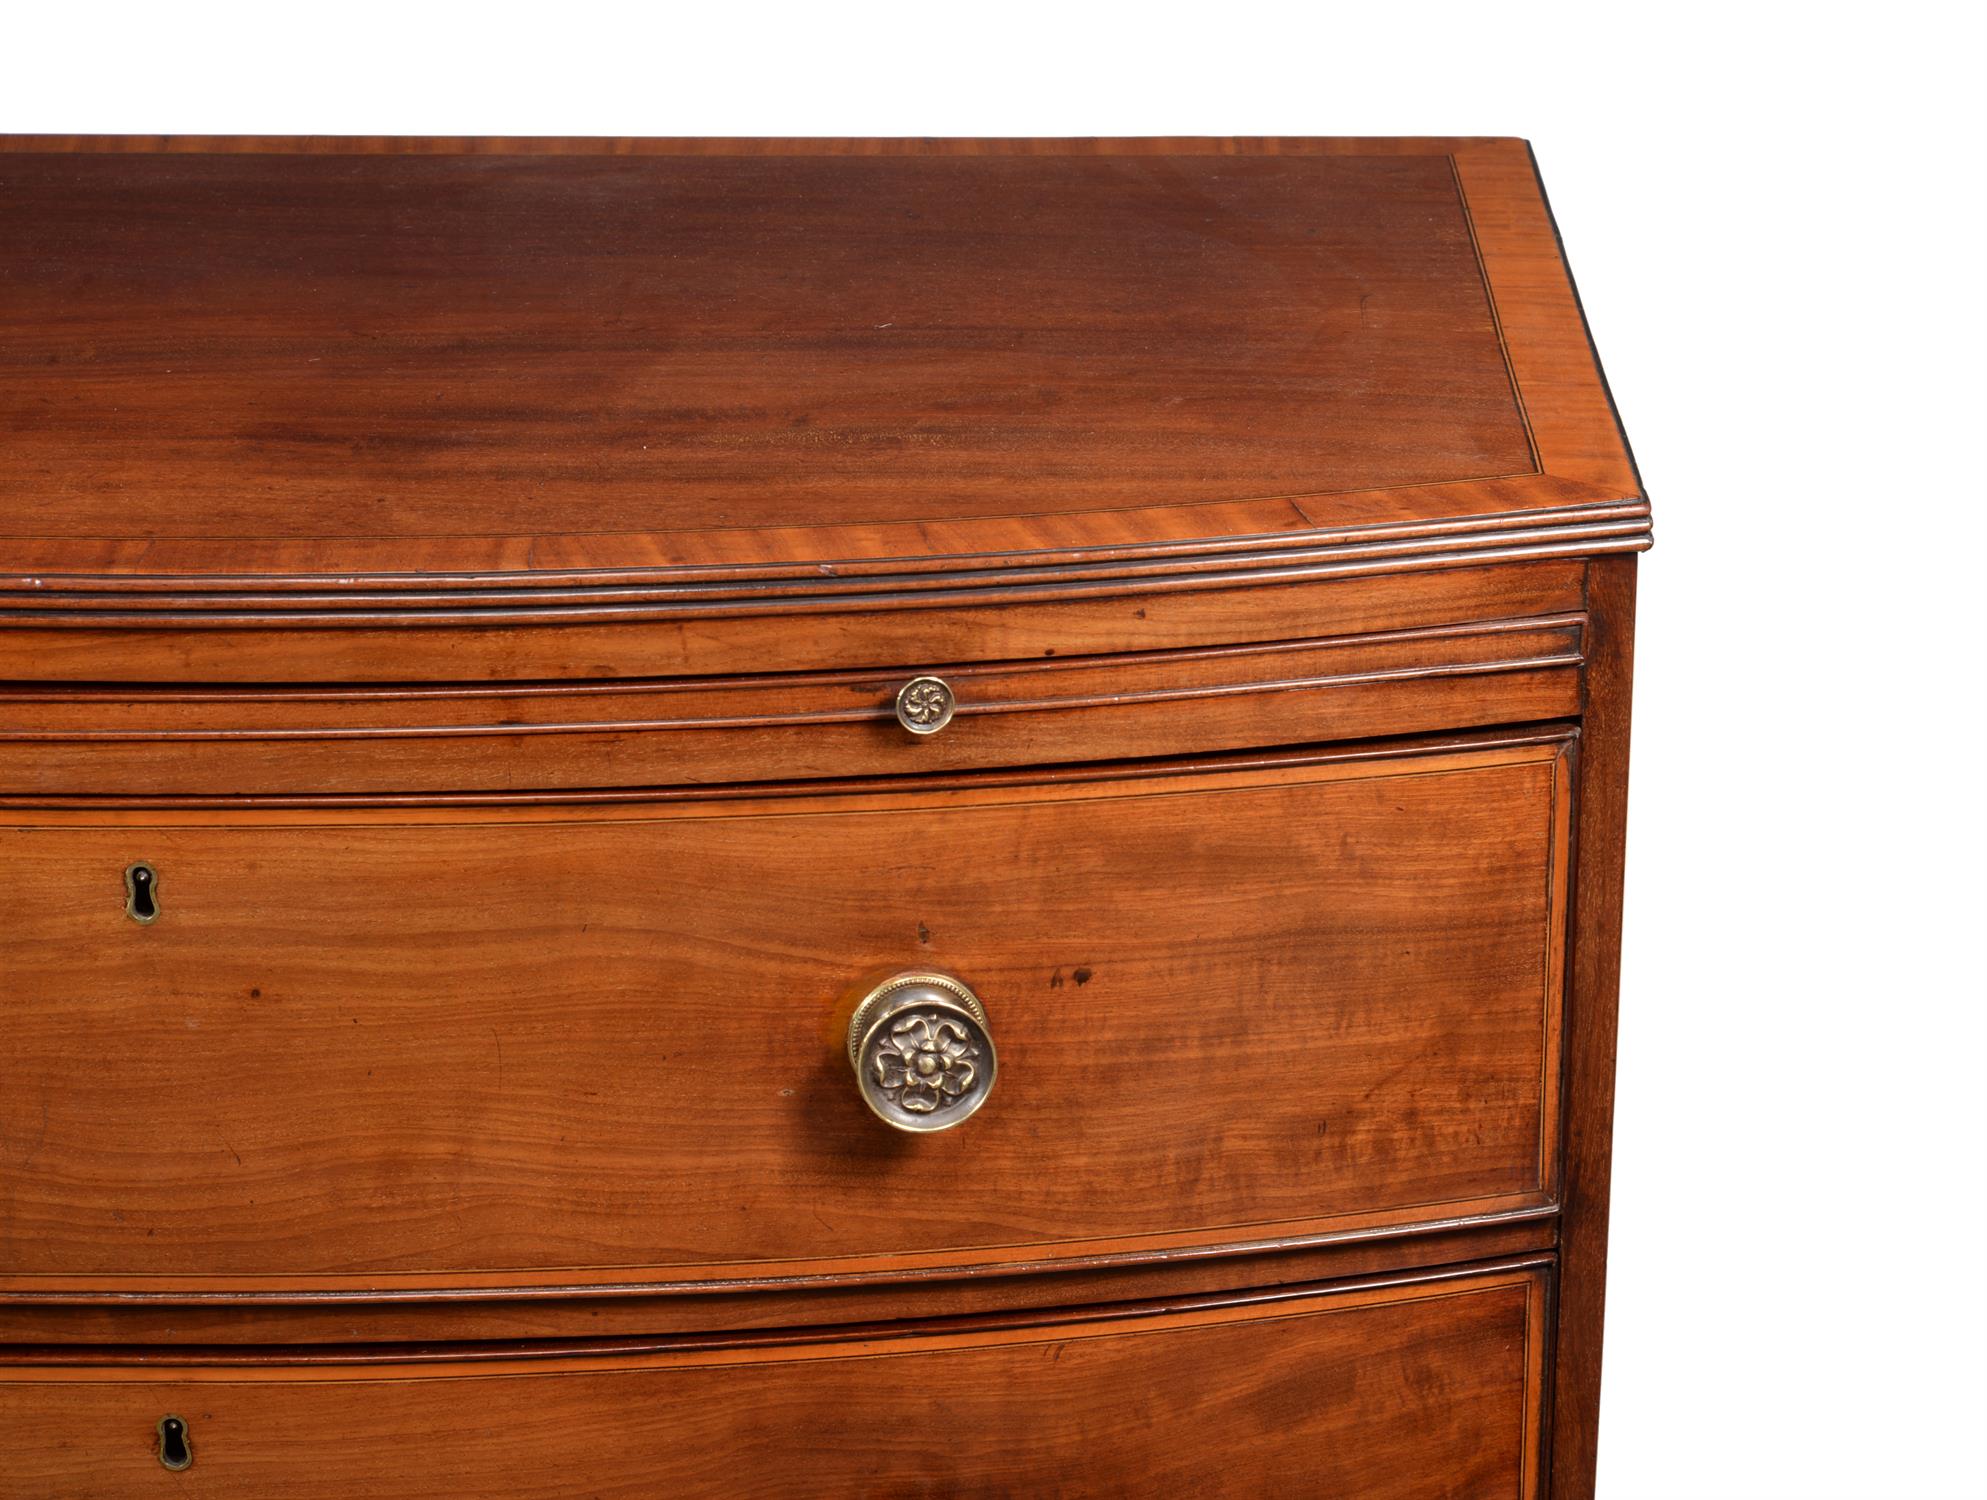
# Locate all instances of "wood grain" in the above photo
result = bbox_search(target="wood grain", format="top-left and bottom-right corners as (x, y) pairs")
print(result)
(0, 1261), (1551, 1499)
(0, 1219), (1556, 1345)
(0, 137), (1646, 1491)
(0, 614), (1582, 794)
(0, 150), (1530, 535)
(1550, 555), (1639, 1498)
(0, 137), (1644, 608)
(0, 740), (1569, 1295)
(0, 557), (1590, 684)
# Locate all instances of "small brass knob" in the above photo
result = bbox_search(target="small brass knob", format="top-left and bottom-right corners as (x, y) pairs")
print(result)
(894, 676), (956, 735)
(847, 972), (996, 1132)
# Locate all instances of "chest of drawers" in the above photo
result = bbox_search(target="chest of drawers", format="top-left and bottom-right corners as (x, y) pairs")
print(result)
(0, 135), (1646, 1497)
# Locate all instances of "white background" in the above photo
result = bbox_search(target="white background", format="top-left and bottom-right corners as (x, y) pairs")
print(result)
(6, 5), (1983, 1495)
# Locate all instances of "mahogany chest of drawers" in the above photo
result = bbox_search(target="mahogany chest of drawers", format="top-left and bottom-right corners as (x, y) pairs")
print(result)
(0, 136), (1646, 1496)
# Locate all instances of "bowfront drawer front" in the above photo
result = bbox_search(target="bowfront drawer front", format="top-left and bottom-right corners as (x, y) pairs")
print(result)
(0, 604), (1586, 796)
(0, 736), (1569, 1298)
(0, 1262), (1550, 1499)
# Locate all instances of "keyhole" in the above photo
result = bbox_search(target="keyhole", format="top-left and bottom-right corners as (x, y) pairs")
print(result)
(156, 1414), (191, 1470)
(125, 863), (159, 924)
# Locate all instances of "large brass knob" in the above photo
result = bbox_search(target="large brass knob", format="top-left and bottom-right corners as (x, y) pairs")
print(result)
(846, 972), (996, 1132)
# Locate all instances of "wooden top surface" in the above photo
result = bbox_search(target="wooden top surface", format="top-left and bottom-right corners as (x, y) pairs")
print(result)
(0, 138), (1644, 612)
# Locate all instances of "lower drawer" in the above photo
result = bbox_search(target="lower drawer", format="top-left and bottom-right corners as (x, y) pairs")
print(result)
(0, 1261), (1549, 1498)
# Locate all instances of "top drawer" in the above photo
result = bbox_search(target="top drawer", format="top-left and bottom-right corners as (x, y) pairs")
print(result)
(0, 620), (1583, 798)
(0, 733), (1568, 1301)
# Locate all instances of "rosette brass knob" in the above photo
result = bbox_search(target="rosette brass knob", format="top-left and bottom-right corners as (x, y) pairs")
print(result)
(846, 972), (996, 1132)
(894, 676), (956, 735)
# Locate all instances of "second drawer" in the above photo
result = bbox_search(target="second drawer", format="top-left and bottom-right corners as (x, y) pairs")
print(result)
(0, 735), (1570, 1297)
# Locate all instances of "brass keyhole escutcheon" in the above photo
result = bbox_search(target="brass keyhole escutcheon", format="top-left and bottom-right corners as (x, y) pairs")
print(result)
(124, 863), (160, 924)
(157, 1414), (192, 1471)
